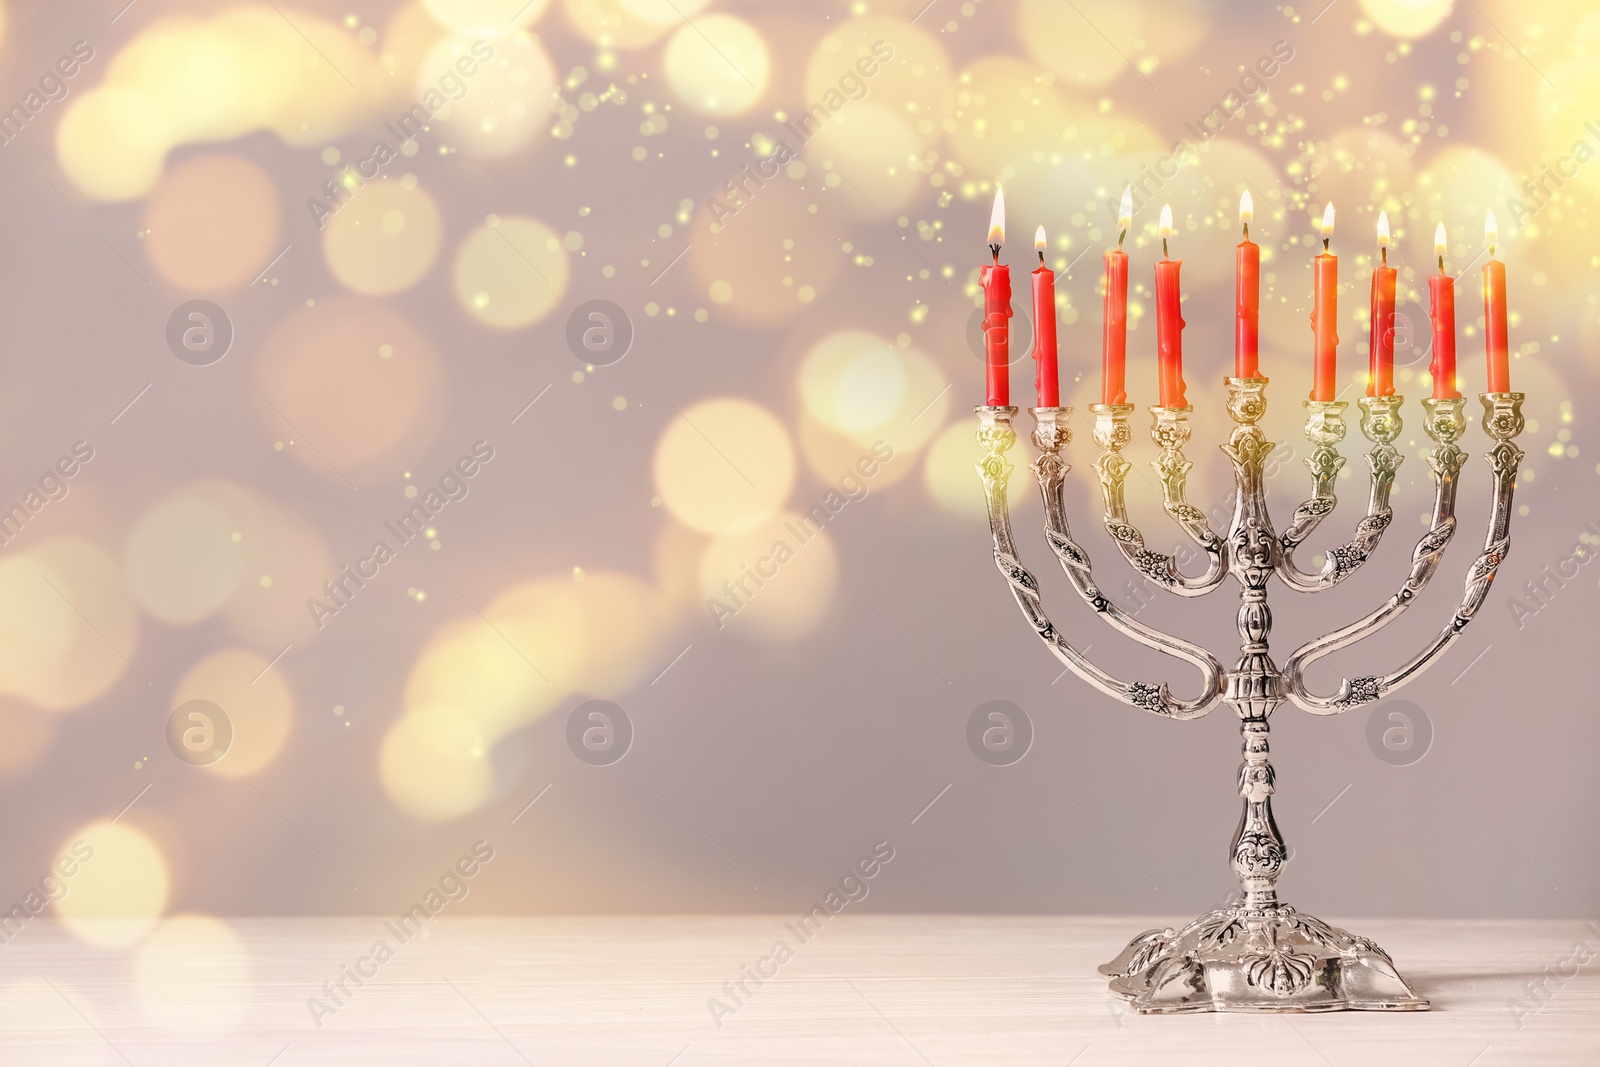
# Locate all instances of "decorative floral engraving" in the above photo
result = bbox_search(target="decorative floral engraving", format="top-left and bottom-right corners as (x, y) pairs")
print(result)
(1243, 944), (1316, 996)
(1128, 682), (1165, 712)
(1336, 676), (1382, 707)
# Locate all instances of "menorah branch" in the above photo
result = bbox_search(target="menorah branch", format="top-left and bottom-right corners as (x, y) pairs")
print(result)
(976, 405), (1223, 719)
(1090, 403), (1228, 596)
(1285, 393), (1520, 713)
(1276, 395), (1404, 592)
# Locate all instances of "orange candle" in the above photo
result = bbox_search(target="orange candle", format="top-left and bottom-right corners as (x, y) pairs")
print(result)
(1235, 191), (1260, 379)
(1154, 204), (1187, 408)
(1482, 210), (1511, 393)
(1031, 226), (1059, 407)
(1101, 186), (1131, 405)
(1428, 223), (1460, 400)
(1310, 203), (1339, 402)
(980, 187), (1010, 406)
(1367, 211), (1396, 397)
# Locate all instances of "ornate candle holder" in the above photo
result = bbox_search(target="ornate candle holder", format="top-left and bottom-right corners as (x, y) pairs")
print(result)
(976, 377), (1523, 1013)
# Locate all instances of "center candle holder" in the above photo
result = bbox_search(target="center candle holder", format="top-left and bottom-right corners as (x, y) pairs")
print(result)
(976, 375), (1524, 1013)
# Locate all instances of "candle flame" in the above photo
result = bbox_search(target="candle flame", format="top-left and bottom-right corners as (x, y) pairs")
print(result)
(1434, 222), (1447, 258)
(1239, 190), (1253, 227)
(1484, 209), (1498, 251)
(1118, 186), (1132, 233)
(1159, 203), (1173, 240)
(988, 186), (1005, 245)
(1377, 211), (1390, 248)
(1320, 202), (1335, 240)
(1035, 224), (1046, 251)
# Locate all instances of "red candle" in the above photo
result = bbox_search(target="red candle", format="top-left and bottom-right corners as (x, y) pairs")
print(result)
(981, 187), (1011, 406)
(1101, 186), (1131, 405)
(1367, 211), (1396, 397)
(1235, 191), (1260, 379)
(1428, 223), (1460, 400)
(1031, 225), (1059, 407)
(1154, 204), (1187, 408)
(1482, 210), (1511, 392)
(1310, 203), (1339, 402)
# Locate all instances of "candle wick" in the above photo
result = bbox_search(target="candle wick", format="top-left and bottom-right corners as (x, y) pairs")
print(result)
(989, 244), (1001, 262)
(1438, 254), (1444, 273)
(1242, 221), (1249, 240)
(1490, 244), (1496, 257)
(1323, 237), (1330, 252)
(1162, 238), (1168, 260)
(1381, 246), (1387, 266)
(1038, 249), (1045, 265)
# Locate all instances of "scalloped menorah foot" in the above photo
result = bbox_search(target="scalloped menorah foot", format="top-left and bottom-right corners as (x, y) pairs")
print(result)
(1098, 903), (1430, 1013)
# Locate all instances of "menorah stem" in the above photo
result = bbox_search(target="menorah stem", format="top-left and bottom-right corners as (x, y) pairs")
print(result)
(1230, 716), (1284, 907)
(1100, 377), (1427, 1013)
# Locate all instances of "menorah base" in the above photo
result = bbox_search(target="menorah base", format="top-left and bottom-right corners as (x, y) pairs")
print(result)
(1099, 902), (1429, 1014)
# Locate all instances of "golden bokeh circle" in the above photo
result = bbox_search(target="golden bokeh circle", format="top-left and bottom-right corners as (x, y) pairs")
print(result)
(323, 181), (443, 296)
(797, 410), (915, 493)
(406, 593), (582, 736)
(254, 300), (445, 474)
(805, 104), (922, 218)
(172, 648), (294, 779)
(126, 492), (244, 625)
(662, 14), (769, 117)
(145, 154), (282, 292)
(0, 538), (139, 712)
(698, 511), (839, 643)
(108, 20), (251, 142)
(380, 706), (494, 821)
(453, 216), (570, 328)
(420, 33), (555, 160)
(653, 397), (796, 535)
(804, 17), (953, 148)
(56, 87), (172, 202)
(54, 821), (169, 948)
(1357, 0), (1455, 39)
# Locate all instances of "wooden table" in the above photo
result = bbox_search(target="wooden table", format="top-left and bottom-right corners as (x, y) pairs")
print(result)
(2, 916), (1596, 1064)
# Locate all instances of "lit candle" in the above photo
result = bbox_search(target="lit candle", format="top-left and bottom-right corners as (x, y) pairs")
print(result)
(1101, 186), (1131, 405)
(1428, 223), (1460, 400)
(1235, 190), (1260, 379)
(1367, 211), (1396, 397)
(1154, 203), (1187, 408)
(1482, 210), (1511, 393)
(980, 187), (1011, 406)
(1311, 202), (1339, 402)
(1031, 225), (1059, 407)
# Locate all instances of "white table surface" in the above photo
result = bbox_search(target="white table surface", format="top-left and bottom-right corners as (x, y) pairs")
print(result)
(2, 915), (1597, 1065)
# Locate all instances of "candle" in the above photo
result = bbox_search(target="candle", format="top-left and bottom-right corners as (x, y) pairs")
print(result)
(1235, 191), (1260, 379)
(1310, 202), (1339, 402)
(1101, 186), (1131, 405)
(1482, 210), (1511, 393)
(1367, 211), (1396, 397)
(1031, 225), (1059, 407)
(1154, 204), (1187, 408)
(980, 187), (1011, 406)
(1428, 223), (1460, 400)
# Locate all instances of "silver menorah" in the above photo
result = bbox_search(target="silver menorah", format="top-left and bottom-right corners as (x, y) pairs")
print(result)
(976, 375), (1526, 1013)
